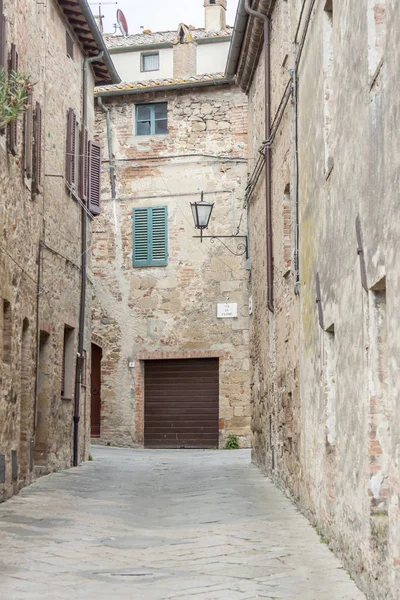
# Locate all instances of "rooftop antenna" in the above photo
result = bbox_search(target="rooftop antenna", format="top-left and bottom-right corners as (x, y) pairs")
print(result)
(89, 1), (118, 33)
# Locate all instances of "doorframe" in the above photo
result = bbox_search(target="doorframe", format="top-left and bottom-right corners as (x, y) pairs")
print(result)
(135, 350), (227, 444)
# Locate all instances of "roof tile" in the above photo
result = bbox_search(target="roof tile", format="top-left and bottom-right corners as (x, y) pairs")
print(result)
(95, 72), (228, 95)
(104, 27), (233, 49)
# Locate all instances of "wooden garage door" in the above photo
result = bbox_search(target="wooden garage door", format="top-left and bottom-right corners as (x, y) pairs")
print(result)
(144, 358), (219, 449)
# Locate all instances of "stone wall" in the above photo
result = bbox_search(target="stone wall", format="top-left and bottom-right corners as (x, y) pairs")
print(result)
(242, 0), (400, 597)
(92, 83), (251, 448)
(0, 0), (95, 502)
(246, 0), (302, 498)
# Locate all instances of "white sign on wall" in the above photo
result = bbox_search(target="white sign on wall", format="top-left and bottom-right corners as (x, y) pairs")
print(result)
(217, 303), (238, 319)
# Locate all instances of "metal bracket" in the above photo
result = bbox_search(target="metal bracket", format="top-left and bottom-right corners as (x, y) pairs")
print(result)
(193, 234), (248, 258)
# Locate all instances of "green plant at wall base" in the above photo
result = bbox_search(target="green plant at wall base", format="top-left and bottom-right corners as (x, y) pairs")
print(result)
(225, 433), (239, 450)
(88, 454), (93, 462)
(0, 68), (31, 129)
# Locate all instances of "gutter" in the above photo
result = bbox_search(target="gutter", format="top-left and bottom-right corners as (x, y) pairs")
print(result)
(97, 97), (117, 232)
(78, 0), (121, 84)
(225, 0), (248, 81)
(95, 77), (232, 98)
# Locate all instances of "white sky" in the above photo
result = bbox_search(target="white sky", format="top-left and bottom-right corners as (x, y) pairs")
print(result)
(89, 0), (239, 35)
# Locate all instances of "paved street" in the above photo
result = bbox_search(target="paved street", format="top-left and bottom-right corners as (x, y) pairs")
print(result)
(0, 447), (365, 600)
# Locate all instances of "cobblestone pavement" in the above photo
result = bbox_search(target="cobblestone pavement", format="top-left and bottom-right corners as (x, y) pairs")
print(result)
(0, 447), (365, 600)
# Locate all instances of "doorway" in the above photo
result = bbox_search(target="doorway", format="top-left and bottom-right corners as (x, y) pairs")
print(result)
(91, 343), (102, 438)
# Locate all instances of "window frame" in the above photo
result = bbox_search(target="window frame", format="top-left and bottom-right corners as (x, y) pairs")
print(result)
(132, 206), (168, 268)
(140, 51), (160, 72)
(135, 102), (168, 136)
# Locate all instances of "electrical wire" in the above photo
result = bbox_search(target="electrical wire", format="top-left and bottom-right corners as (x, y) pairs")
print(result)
(102, 153), (247, 164)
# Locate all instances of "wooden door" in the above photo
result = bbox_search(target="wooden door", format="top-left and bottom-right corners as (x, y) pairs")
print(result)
(91, 343), (102, 438)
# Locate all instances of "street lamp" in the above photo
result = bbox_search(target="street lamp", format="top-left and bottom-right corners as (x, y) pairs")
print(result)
(190, 192), (248, 258)
(190, 192), (214, 242)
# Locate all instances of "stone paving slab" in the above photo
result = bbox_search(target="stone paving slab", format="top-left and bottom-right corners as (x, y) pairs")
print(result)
(0, 447), (365, 599)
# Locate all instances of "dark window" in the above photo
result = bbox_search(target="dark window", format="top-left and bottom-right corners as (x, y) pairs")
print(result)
(141, 52), (159, 72)
(132, 206), (168, 267)
(61, 326), (74, 399)
(136, 103), (168, 136)
(66, 31), (74, 59)
(2, 300), (11, 364)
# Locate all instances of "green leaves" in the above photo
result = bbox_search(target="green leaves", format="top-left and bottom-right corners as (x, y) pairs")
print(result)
(0, 68), (31, 129)
(225, 433), (240, 450)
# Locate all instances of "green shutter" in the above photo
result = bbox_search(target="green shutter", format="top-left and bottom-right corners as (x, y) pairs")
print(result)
(151, 207), (168, 265)
(133, 206), (168, 267)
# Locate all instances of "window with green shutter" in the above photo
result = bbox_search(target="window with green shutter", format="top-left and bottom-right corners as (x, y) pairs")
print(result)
(132, 207), (168, 267)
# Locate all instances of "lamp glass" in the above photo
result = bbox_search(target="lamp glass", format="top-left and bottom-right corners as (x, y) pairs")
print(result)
(190, 200), (214, 229)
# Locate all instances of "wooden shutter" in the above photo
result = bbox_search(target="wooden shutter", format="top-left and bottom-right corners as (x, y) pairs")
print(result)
(79, 125), (88, 201)
(24, 89), (33, 178)
(133, 208), (150, 266)
(132, 207), (168, 267)
(0, 0), (6, 71)
(316, 272), (324, 330)
(88, 140), (101, 215)
(0, 3), (5, 136)
(355, 215), (368, 291)
(66, 108), (76, 186)
(33, 102), (42, 192)
(151, 207), (168, 265)
(8, 43), (18, 155)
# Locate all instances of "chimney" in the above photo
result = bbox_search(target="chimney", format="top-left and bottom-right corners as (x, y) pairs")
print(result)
(204, 0), (227, 32)
(173, 24), (197, 77)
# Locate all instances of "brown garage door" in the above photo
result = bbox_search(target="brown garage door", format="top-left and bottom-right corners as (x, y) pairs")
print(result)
(144, 358), (219, 449)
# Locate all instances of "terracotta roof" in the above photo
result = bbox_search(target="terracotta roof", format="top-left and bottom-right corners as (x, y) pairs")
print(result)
(95, 73), (229, 96)
(104, 27), (233, 50)
(56, 0), (120, 84)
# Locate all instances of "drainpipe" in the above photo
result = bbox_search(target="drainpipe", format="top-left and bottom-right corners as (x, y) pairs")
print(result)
(73, 51), (104, 468)
(244, 0), (273, 312)
(289, 63), (300, 295)
(97, 96), (117, 231)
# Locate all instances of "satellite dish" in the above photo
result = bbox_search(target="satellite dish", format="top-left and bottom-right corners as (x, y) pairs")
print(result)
(117, 9), (128, 36)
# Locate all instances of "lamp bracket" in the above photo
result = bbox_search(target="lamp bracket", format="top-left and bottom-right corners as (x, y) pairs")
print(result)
(193, 234), (248, 258)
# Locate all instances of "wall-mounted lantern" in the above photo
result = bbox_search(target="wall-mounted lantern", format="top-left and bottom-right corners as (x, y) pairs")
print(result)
(190, 192), (214, 241)
(190, 191), (248, 258)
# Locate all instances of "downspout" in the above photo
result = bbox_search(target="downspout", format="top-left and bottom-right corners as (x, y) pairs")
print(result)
(73, 50), (104, 468)
(97, 96), (117, 232)
(244, 0), (273, 312)
(289, 60), (300, 295)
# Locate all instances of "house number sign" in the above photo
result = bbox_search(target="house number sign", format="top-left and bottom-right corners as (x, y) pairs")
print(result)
(217, 303), (238, 319)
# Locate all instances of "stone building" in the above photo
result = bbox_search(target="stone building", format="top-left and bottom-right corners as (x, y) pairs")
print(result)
(227, 0), (400, 597)
(0, 0), (119, 501)
(91, 0), (251, 449)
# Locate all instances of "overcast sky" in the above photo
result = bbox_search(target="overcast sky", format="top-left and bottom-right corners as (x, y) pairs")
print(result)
(90, 0), (239, 35)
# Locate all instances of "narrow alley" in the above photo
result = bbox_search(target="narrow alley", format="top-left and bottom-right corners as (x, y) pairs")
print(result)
(0, 447), (365, 600)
